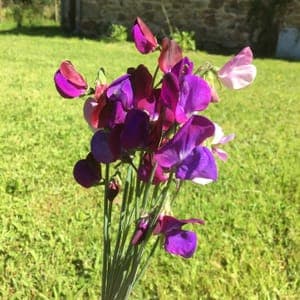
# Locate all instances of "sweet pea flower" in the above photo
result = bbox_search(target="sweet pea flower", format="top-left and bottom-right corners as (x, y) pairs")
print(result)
(218, 46), (257, 89)
(91, 126), (123, 163)
(158, 38), (183, 73)
(106, 74), (134, 110)
(73, 153), (101, 188)
(211, 123), (235, 161)
(54, 60), (87, 98)
(154, 115), (218, 184)
(153, 215), (205, 258)
(138, 153), (168, 185)
(131, 218), (149, 245)
(132, 17), (158, 54)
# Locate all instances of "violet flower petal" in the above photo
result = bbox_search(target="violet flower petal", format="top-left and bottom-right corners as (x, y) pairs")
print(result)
(73, 153), (101, 188)
(165, 229), (198, 258)
(155, 115), (215, 169)
(91, 130), (119, 163)
(171, 56), (194, 79)
(54, 70), (86, 98)
(121, 109), (150, 150)
(156, 215), (204, 234)
(106, 74), (134, 110)
(176, 146), (218, 183)
(176, 74), (211, 123)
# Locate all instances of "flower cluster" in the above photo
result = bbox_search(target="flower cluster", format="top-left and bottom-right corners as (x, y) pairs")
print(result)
(54, 17), (256, 260)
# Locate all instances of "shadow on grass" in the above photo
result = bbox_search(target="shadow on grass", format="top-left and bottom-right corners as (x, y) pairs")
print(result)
(0, 24), (72, 38)
(1, 24), (299, 62)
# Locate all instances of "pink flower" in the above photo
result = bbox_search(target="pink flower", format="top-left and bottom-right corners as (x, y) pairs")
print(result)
(218, 47), (257, 89)
(211, 123), (235, 161)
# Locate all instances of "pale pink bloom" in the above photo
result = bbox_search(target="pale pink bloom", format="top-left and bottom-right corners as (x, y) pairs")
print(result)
(218, 47), (257, 89)
(211, 124), (235, 161)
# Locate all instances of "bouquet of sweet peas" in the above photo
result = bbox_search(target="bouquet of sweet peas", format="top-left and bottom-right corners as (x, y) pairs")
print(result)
(54, 17), (256, 300)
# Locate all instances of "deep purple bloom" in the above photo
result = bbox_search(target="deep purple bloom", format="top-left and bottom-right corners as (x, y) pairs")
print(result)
(154, 115), (218, 184)
(120, 109), (150, 150)
(132, 17), (158, 54)
(73, 153), (101, 188)
(54, 60), (87, 98)
(91, 126), (122, 163)
(106, 74), (134, 110)
(154, 215), (205, 258)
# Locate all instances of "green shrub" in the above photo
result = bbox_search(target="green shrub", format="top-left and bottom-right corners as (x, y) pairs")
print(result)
(107, 24), (128, 42)
(172, 29), (196, 51)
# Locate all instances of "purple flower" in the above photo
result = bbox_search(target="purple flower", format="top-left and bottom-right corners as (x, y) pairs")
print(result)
(91, 126), (122, 163)
(106, 74), (134, 110)
(132, 17), (158, 54)
(73, 153), (101, 188)
(154, 115), (218, 184)
(154, 215), (205, 258)
(120, 109), (150, 150)
(175, 74), (211, 124)
(54, 60), (87, 98)
(171, 56), (194, 80)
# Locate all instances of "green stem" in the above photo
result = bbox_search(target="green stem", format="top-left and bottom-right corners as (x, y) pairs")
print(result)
(101, 164), (111, 300)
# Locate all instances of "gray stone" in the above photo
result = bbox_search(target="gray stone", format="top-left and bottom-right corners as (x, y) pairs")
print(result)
(276, 27), (300, 60)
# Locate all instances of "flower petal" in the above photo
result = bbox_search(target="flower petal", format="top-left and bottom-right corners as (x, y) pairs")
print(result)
(132, 17), (158, 54)
(73, 153), (101, 188)
(218, 47), (256, 89)
(176, 74), (211, 123)
(106, 74), (134, 110)
(91, 129), (121, 163)
(121, 109), (150, 150)
(176, 146), (218, 183)
(158, 38), (183, 73)
(54, 70), (86, 98)
(165, 229), (198, 258)
(171, 56), (194, 79)
(154, 115), (215, 169)
(60, 60), (87, 88)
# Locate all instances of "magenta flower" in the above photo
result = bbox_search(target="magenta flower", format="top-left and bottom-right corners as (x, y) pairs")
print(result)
(154, 115), (217, 184)
(73, 153), (101, 188)
(54, 60), (87, 98)
(153, 215), (205, 258)
(131, 218), (149, 245)
(160, 62), (211, 124)
(211, 123), (235, 161)
(132, 17), (158, 54)
(218, 46), (257, 89)
(138, 153), (168, 185)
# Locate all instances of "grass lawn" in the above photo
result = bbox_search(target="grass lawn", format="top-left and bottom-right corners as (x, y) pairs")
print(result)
(0, 23), (299, 299)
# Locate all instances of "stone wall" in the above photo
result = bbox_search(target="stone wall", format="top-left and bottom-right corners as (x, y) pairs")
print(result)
(61, 0), (300, 55)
